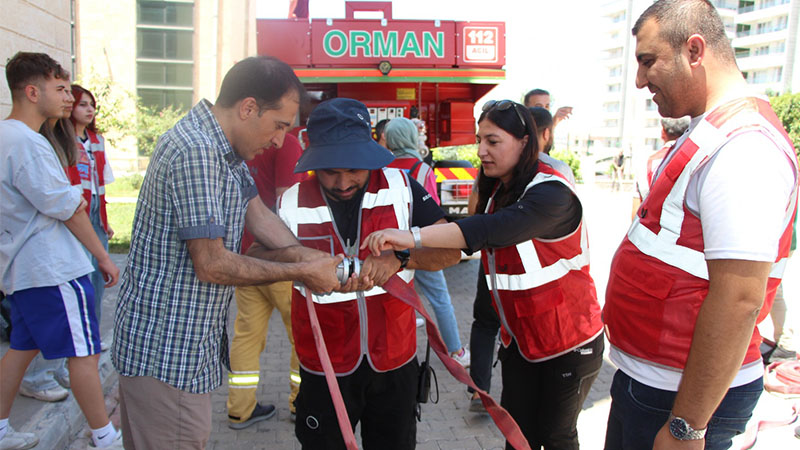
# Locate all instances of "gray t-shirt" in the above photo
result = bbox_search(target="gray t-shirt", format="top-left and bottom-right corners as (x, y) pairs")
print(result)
(0, 119), (92, 295)
(539, 152), (577, 186)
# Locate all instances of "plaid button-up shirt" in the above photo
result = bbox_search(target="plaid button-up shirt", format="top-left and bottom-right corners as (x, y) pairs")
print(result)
(112, 100), (257, 393)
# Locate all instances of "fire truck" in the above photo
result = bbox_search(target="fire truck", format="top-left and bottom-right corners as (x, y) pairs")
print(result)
(257, 1), (505, 218)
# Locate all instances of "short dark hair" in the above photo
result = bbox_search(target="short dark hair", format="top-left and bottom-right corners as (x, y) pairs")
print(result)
(528, 107), (553, 135)
(632, 0), (735, 64)
(215, 56), (307, 111)
(661, 116), (691, 140)
(5, 52), (69, 101)
(374, 118), (390, 141)
(523, 88), (549, 106)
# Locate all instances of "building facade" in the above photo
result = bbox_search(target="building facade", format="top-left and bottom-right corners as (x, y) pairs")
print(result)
(0, 0), (73, 117)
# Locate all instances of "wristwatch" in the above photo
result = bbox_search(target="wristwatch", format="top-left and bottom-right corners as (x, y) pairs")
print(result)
(394, 249), (411, 269)
(668, 414), (706, 440)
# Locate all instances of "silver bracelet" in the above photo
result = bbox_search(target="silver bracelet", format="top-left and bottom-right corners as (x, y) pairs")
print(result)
(410, 226), (422, 248)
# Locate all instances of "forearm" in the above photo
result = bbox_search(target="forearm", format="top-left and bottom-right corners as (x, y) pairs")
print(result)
(418, 222), (467, 249)
(671, 259), (769, 429)
(198, 248), (308, 286)
(407, 247), (461, 271)
(247, 242), (329, 263)
(64, 210), (110, 263)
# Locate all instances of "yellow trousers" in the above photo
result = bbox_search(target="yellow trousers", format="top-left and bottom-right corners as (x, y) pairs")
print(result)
(227, 282), (300, 422)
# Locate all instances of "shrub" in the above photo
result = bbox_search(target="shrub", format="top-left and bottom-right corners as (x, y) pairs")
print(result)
(549, 148), (583, 182)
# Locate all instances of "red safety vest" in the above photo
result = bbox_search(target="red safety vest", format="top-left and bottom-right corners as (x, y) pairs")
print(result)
(481, 164), (603, 362)
(75, 130), (109, 232)
(646, 143), (671, 187)
(277, 168), (417, 375)
(605, 97), (799, 371)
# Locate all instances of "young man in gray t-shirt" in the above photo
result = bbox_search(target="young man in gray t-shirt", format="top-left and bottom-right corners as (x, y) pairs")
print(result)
(0, 52), (121, 450)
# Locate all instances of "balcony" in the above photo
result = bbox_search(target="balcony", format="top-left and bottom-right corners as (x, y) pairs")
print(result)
(733, 28), (789, 47)
(737, 52), (786, 71)
(736, 2), (792, 24)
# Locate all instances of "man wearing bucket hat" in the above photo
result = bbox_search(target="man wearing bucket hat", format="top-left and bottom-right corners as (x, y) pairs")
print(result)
(263, 97), (461, 449)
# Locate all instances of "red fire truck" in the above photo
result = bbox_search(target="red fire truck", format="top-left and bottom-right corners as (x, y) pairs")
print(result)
(257, 1), (505, 218)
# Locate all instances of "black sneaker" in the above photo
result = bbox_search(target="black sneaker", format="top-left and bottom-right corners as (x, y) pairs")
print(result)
(228, 403), (277, 430)
(769, 346), (797, 363)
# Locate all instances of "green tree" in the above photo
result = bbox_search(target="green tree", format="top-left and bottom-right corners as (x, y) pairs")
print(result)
(135, 103), (183, 157)
(550, 148), (583, 182)
(77, 73), (182, 157)
(770, 92), (800, 157)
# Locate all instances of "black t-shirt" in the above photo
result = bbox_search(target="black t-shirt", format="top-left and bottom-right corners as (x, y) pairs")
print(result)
(456, 180), (582, 254)
(327, 173), (444, 247)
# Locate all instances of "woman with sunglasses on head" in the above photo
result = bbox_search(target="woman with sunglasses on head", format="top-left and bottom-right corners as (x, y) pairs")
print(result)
(362, 100), (604, 450)
(70, 84), (115, 346)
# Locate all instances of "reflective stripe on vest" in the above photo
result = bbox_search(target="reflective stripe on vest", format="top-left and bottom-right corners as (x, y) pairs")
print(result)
(485, 171), (590, 291)
(280, 168), (415, 304)
(627, 104), (797, 282)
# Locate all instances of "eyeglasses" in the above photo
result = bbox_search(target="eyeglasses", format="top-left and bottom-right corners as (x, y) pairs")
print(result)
(482, 99), (526, 128)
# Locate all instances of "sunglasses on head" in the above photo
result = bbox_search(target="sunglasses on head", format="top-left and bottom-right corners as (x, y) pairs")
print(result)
(482, 99), (526, 128)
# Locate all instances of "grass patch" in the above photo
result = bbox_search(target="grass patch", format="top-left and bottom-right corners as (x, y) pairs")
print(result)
(105, 174), (143, 199)
(107, 202), (136, 254)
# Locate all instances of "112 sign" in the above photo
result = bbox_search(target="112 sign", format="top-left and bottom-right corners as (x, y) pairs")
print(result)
(463, 27), (498, 63)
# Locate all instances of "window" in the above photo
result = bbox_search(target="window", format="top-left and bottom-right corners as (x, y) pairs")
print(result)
(646, 119), (660, 128)
(608, 47), (624, 59)
(754, 45), (770, 55)
(609, 66), (622, 77)
(604, 119), (619, 127)
(645, 99), (657, 111)
(608, 83), (621, 92)
(604, 102), (620, 112)
(645, 138), (660, 150)
(138, 1), (193, 26)
(137, 29), (193, 60)
(137, 62), (193, 87)
(138, 89), (193, 111)
(611, 13), (626, 23)
(136, 0), (195, 112)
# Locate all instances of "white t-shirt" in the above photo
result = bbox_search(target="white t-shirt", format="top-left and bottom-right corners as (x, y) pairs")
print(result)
(0, 120), (93, 294)
(79, 134), (115, 195)
(611, 110), (798, 391)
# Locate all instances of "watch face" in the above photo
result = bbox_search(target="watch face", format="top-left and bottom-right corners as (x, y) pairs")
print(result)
(669, 417), (688, 439)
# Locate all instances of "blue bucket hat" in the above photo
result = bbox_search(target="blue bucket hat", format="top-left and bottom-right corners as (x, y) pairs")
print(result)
(294, 98), (395, 173)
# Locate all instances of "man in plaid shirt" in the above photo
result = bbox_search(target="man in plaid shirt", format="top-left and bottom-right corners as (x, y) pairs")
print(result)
(112, 56), (342, 449)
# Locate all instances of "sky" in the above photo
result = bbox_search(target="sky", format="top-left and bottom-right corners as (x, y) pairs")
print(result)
(256, 0), (610, 136)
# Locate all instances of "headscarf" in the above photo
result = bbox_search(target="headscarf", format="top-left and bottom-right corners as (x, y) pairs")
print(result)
(384, 117), (422, 160)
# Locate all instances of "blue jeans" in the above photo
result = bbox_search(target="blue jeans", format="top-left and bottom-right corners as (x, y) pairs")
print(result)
(84, 195), (108, 322)
(604, 370), (763, 450)
(414, 269), (462, 353)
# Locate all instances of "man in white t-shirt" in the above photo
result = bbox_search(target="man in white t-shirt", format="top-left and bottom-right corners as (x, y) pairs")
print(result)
(602, 1), (799, 449)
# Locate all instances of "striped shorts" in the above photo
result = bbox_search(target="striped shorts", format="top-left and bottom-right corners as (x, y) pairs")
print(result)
(7, 275), (101, 359)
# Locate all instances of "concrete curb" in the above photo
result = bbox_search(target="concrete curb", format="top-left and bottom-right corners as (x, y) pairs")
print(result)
(18, 350), (118, 450)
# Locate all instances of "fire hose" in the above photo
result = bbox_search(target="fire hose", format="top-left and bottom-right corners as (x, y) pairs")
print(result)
(304, 257), (531, 450)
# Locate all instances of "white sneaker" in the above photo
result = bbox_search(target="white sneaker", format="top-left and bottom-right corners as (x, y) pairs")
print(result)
(0, 426), (38, 450)
(54, 370), (71, 389)
(451, 347), (470, 368)
(18, 384), (69, 402)
(89, 428), (123, 449)
(415, 318), (425, 328)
